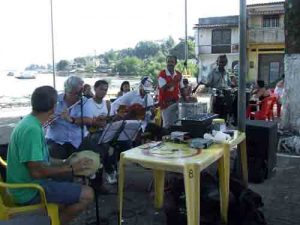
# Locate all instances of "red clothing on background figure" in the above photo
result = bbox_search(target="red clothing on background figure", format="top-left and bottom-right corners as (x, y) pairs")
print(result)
(158, 69), (181, 109)
(158, 55), (184, 128)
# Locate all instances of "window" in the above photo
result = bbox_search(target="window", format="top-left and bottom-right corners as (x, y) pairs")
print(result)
(212, 29), (231, 53)
(269, 61), (280, 83)
(263, 15), (279, 28)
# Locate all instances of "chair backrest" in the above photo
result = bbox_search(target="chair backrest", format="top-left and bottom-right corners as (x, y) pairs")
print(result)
(0, 156), (14, 207)
(259, 96), (276, 120)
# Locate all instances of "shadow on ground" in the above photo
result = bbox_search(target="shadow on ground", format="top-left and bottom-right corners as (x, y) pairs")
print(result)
(71, 155), (300, 225)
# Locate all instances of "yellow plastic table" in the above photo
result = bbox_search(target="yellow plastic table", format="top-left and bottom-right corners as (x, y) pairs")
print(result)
(118, 131), (247, 225)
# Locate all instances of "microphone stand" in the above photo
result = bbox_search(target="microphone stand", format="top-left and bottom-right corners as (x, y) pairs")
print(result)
(79, 93), (101, 225)
(80, 94), (84, 141)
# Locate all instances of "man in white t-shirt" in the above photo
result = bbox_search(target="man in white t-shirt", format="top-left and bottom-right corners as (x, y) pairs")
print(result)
(83, 80), (117, 186)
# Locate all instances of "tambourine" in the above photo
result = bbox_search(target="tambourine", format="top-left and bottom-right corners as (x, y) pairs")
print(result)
(69, 150), (102, 177)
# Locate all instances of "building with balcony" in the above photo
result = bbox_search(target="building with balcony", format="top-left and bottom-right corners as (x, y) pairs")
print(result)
(194, 1), (285, 84)
(194, 16), (240, 79)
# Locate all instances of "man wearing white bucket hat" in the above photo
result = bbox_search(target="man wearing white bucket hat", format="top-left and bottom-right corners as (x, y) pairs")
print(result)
(111, 76), (155, 118)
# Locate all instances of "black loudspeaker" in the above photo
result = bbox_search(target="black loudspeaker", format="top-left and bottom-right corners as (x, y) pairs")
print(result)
(246, 120), (278, 183)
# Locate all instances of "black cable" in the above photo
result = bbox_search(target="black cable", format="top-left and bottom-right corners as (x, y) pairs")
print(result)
(80, 95), (84, 141)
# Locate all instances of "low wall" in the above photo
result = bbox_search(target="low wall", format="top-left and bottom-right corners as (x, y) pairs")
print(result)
(281, 54), (300, 132)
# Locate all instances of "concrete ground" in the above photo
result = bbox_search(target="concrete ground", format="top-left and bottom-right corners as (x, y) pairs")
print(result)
(69, 155), (300, 225)
(1, 117), (299, 225)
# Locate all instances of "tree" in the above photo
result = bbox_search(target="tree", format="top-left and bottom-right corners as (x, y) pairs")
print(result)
(113, 57), (143, 76)
(142, 60), (165, 84)
(56, 60), (69, 71)
(169, 37), (196, 60)
(176, 60), (198, 77)
(74, 57), (87, 66)
(102, 50), (118, 64)
(134, 41), (160, 59)
(119, 48), (135, 58)
(25, 64), (39, 70)
(160, 36), (175, 55)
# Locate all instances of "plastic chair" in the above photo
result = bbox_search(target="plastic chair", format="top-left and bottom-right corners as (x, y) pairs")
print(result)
(0, 156), (60, 225)
(249, 96), (276, 120)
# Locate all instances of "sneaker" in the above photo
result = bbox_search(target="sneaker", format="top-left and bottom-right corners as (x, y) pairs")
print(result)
(106, 171), (117, 184)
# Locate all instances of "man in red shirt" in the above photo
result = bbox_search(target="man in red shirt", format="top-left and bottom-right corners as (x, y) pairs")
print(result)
(158, 55), (184, 128)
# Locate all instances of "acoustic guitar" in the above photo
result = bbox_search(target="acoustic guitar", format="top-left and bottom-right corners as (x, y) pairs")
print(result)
(117, 103), (153, 120)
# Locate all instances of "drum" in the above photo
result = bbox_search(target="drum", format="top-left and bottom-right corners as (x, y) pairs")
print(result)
(213, 88), (236, 120)
(69, 150), (102, 177)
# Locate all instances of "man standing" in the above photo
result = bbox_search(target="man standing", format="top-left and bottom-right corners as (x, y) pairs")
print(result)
(6, 86), (94, 225)
(206, 55), (231, 89)
(205, 55), (236, 121)
(158, 55), (184, 128)
(46, 75), (94, 159)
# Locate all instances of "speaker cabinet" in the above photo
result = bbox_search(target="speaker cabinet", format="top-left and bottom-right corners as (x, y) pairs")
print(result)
(246, 120), (278, 182)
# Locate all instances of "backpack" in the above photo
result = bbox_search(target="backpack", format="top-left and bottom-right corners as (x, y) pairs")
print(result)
(164, 173), (267, 225)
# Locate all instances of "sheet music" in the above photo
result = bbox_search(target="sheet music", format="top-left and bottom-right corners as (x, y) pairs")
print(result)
(118, 120), (142, 141)
(98, 120), (125, 144)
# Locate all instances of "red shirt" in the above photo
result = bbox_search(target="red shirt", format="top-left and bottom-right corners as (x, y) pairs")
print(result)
(158, 69), (182, 109)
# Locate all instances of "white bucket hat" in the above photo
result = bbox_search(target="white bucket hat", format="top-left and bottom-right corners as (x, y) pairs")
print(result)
(140, 76), (154, 92)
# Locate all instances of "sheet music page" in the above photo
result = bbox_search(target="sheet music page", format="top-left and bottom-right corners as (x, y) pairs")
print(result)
(98, 120), (125, 144)
(118, 120), (142, 141)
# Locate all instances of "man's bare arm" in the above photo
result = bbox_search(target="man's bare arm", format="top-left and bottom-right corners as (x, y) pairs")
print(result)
(27, 157), (92, 179)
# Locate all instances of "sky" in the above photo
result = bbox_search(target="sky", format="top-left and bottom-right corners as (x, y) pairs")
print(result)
(0, 0), (283, 71)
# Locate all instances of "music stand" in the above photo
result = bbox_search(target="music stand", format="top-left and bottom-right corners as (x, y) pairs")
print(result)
(117, 120), (142, 141)
(98, 120), (126, 144)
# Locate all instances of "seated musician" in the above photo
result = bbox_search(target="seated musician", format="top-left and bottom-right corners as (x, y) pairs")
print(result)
(250, 80), (270, 101)
(180, 78), (197, 103)
(246, 80), (271, 118)
(111, 76), (163, 150)
(111, 76), (155, 122)
(84, 79), (117, 185)
(83, 83), (94, 99)
(46, 75), (94, 159)
(6, 86), (94, 225)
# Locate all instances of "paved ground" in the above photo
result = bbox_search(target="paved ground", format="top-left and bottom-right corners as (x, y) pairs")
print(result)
(1, 117), (300, 225)
(69, 154), (300, 225)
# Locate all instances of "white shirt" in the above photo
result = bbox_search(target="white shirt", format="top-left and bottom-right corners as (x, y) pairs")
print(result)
(88, 98), (110, 117)
(111, 90), (154, 115)
(158, 69), (184, 89)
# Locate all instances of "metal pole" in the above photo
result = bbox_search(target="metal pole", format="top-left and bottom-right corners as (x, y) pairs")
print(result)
(235, 0), (247, 183)
(50, 0), (56, 89)
(184, 0), (188, 71)
(238, 0), (247, 132)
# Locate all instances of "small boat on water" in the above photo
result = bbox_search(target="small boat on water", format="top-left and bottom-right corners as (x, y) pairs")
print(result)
(14, 71), (37, 79)
(6, 72), (14, 76)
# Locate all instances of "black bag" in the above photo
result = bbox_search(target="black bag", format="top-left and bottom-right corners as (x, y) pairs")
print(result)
(164, 173), (267, 225)
(229, 176), (267, 225)
(164, 172), (223, 225)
